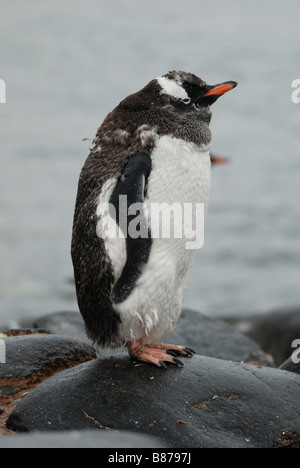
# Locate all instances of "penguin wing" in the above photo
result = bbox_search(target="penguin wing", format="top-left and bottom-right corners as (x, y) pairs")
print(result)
(109, 152), (152, 304)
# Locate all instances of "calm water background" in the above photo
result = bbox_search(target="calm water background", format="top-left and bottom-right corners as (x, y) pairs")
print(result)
(0, 0), (299, 326)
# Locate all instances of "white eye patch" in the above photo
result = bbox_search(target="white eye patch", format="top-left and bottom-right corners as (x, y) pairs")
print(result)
(157, 76), (190, 103)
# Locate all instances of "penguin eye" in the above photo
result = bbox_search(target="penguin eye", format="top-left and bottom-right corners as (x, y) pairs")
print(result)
(182, 81), (201, 101)
(182, 98), (191, 104)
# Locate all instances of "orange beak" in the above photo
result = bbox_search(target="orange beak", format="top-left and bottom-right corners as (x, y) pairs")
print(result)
(203, 81), (238, 98)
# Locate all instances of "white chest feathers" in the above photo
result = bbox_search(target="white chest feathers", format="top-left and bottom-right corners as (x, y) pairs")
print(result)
(96, 135), (211, 347)
(146, 135), (211, 211)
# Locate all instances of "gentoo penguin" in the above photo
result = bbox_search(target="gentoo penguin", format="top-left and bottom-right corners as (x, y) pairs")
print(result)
(71, 71), (237, 368)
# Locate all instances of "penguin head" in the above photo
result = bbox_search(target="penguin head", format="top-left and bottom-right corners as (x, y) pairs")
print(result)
(157, 70), (238, 110)
(115, 71), (237, 147)
(119, 71), (237, 114)
(154, 71), (237, 145)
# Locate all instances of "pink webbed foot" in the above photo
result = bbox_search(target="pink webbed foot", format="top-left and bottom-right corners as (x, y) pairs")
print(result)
(127, 340), (195, 369)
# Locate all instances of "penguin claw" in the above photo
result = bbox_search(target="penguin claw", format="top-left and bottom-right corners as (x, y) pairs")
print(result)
(172, 357), (184, 367)
(184, 347), (196, 357)
(127, 340), (195, 369)
(158, 361), (168, 369)
(167, 346), (195, 357)
(166, 350), (178, 357)
(151, 342), (196, 358)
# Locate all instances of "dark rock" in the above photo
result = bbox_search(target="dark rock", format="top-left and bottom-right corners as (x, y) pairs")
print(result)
(1, 329), (50, 337)
(7, 354), (300, 448)
(33, 312), (87, 343)
(0, 429), (165, 448)
(0, 334), (96, 380)
(172, 309), (273, 366)
(279, 356), (300, 375)
(0, 334), (96, 435)
(32, 309), (274, 366)
(0, 321), (21, 333)
(228, 307), (300, 366)
(33, 311), (124, 358)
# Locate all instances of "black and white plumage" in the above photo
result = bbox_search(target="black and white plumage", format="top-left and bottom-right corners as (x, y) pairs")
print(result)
(71, 71), (237, 367)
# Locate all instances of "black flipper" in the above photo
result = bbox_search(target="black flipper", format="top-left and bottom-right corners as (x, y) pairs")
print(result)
(109, 152), (152, 304)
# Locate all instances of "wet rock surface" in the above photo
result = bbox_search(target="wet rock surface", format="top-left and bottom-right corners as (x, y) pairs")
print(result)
(279, 356), (300, 375)
(171, 309), (273, 366)
(228, 307), (300, 366)
(0, 333), (96, 379)
(0, 333), (96, 436)
(33, 312), (87, 343)
(30, 309), (274, 366)
(6, 354), (300, 448)
(1, 308), (300, 447)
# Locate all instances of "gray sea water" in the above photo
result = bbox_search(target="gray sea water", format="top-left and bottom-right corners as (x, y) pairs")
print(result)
(1, 0), (300, 327)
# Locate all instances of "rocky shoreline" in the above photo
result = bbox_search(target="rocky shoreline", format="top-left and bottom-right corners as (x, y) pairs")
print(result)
(0, 308), (300, 448)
